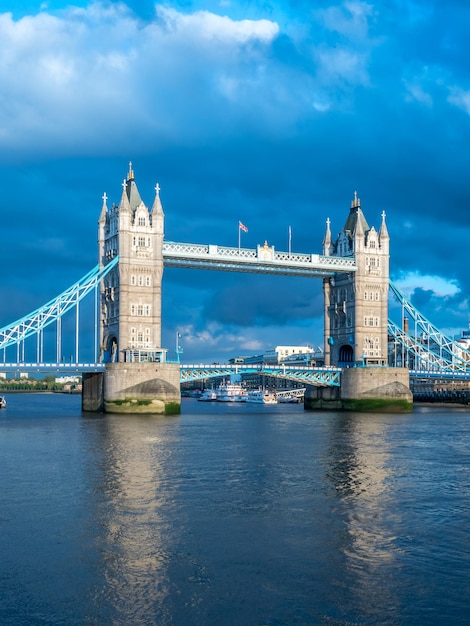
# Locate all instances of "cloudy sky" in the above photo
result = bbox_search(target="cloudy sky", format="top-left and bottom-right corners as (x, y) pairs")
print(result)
(1, 0), (470, 363)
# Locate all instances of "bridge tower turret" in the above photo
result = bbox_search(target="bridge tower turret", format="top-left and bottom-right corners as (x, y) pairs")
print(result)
(98, 163), (165, 363)
(323, 193), (390, 367)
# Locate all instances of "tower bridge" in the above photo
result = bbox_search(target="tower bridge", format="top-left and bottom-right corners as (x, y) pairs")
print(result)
(2, 164), (468, 412)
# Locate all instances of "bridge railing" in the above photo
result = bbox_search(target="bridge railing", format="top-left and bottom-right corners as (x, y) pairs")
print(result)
(163, 241), (356, 276)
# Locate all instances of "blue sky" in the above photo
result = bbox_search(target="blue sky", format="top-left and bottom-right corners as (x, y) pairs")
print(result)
(1, 0), (470, 363)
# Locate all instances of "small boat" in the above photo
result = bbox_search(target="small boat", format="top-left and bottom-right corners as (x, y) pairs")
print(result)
(277, 396), (301, 403)
(246, 389), (277, 404)
(0, 395), (6, 409)
(198, 389), (217, 402)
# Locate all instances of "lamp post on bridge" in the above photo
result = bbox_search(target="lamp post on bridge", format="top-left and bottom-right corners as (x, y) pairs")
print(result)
(176, 332), (183, 364)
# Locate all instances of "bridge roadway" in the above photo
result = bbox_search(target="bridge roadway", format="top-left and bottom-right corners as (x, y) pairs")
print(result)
(0, 362), (342, 386)
(162, 241), (357, 277)
(2, 363), (470, 384)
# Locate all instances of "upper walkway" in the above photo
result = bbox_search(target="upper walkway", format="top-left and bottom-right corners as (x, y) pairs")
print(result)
(163, 241), (356, 277)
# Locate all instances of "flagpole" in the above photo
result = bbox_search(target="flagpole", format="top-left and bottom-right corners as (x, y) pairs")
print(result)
(238, 222), (241, 252)
(288, 225), (292, 256)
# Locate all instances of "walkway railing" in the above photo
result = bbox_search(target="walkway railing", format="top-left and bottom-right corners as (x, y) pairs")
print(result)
(163, 241), (356, 277)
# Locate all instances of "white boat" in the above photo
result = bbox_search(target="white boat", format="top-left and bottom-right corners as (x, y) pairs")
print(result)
(246, 389), (277, 404)
(0, 395), (6, 409)
(198, 389), (217, 401)
(216, 382), (248, 402)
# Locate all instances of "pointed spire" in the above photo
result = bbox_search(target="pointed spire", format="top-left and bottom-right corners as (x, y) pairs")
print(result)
(99, 191), (108, 223)
(353, 208), (365, 237)
(119, 178), (131, 213)
(323, 217), (332, 255)
(379, 209), (389, 239)
(122, 162), (143, 212)
(343, 191), (369, 233)
(151, 182), (164, 217)
(351, 190), (360, 209)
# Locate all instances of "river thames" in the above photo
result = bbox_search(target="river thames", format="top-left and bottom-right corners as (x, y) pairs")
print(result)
(1, 393), (469, 625)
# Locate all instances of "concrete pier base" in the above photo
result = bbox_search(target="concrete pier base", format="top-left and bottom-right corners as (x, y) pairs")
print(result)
(305, 367), (413, 412)
(82, 362), (181, 415)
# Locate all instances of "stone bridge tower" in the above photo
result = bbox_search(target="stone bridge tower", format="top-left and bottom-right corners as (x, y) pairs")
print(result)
(98, 163), (165, 363)
(83, 163), (180, 415)
(322, 192), (390, 367)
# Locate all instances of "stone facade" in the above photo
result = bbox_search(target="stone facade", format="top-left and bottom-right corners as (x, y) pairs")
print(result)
(304, 367), (413, 412)
(98, 163), (165, 363)
(82, 164), (180, 414)
(307, 193), (413, 412)
(322, 193), (389, 367)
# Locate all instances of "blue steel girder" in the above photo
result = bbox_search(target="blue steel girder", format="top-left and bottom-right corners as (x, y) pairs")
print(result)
(389, 282), (470, 374)
(0, 258), (118, 350)
(180, 364), (341, 386)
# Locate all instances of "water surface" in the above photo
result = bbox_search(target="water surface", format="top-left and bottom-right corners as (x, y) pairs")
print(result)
(1, 394), (469, 624)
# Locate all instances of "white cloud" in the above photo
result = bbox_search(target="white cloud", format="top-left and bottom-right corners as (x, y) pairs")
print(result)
(317, 1), (375, 41)
(316, 47), (369, 87)
(157, 7), (279, 44)
(447, 86), (470, 115)
(393, 271), (460, 298)
(0, 3), (281, 156)
(403, 79), (433, 106)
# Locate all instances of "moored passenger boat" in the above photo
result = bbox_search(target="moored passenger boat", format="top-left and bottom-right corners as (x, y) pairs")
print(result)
(216, 382), (248, 402)
(0, 395), (6, 409)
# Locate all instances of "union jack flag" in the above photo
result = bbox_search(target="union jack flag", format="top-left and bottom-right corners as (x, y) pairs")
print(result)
(239, 221), (248, 233)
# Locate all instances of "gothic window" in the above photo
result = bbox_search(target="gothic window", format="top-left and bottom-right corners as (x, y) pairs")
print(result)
(137, 331), (143, 343)
(131, 304), (135, 315)
(137, 304), (143, 316)
(369, 239), (376, 249)
(131, 275), (136, 286)
(375, 292), (379, 300)
(132, 237), (136, 246)
(146, 276), (151, 286)
(138, 275), (144, 286)
(364, 291), (368, 300)
(138, 216), (146, 227)
(145, 305), (151, 316)
(138, 236), (145, 247)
